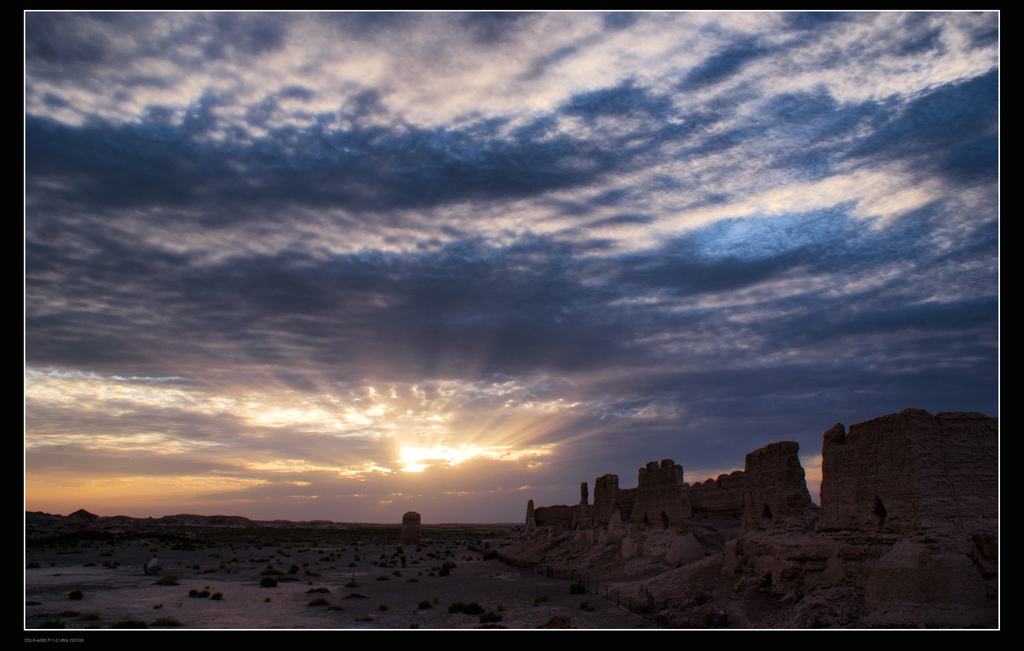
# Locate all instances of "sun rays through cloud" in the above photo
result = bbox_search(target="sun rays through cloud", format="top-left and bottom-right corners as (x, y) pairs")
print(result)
(25, 11), (997, 521)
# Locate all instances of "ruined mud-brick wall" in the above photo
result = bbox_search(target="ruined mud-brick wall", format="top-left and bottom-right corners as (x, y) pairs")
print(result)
(592, 474), (619, 525)
(401, 511), (421, 545)
(818, 409), (997, 547)
(614, 488), (637, 522)
(814, 409), (998, 627)
(741, 441), (811, 530)
(689, 470), (746, 518)
(533, 504), (577, 527)
(632, 459), (691, 527)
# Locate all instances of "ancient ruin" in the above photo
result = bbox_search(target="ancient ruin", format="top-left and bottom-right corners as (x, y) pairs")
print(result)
(400, 511), (421, 545)
(501, 408), (998, 628)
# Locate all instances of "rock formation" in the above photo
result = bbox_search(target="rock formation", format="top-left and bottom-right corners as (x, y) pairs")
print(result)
(525, 499), (536, 532)
(400, 511), (421, 545)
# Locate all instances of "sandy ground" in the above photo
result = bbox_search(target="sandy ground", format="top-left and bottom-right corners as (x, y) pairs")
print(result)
(25, 537), (649, 629)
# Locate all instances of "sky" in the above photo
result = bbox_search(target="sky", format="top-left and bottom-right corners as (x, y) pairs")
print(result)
(25, 11), (999, 523)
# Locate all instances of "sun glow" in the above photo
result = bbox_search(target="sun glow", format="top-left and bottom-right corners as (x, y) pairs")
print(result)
(397, 443), (556, 473)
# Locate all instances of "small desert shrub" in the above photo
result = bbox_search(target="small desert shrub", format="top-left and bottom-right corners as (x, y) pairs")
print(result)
(409, 623), (419, 629)
(111, 620), (149, 628)
(355, 615), (374, 622)
(538, 615), (572, 629)
(26, 601), (42, 606)
(392, 570), (402, 577)
(102, 560), (120, 569)
(417, 600), (432, 610)
(343, 593), (368, 599)
(379, 604), (389, 612)
(67, 590), (83, 600)
(188, 589), (211, 598)
(152, 604), (163, 609)
(154, 575), (179, 586)
(153, 617), (182, 627)
(406, 578), (418, 583)
(211, 592), (223, 601)
(27, 561), (40, 569)
(83, 562), (95, 567)
(569, 582), (586, 595)
(306, 587), (330, 594)
(482, 550), (498, 561)
(532, 595), (549, 607)
(307, 598), (330, 607)
(40, 619), (65, 629)
(579, 601), (595, 612)
(479, 611), (503, 623)
(288, 565), (299, 574)
(259, 577), (278, 588)
(449, 602), (484, 615)
(59, 611), (81, 618)
(78, 613), (101, 621)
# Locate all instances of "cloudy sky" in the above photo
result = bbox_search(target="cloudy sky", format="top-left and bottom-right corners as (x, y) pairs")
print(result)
(25, 11), (998, 522)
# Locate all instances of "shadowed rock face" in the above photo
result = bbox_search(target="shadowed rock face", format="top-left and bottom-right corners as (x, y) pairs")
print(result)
(818, 409), (997, 547)
(741, 441), (812, 530)
(525, 499), (536, 531)
(400, 511), (421, 545)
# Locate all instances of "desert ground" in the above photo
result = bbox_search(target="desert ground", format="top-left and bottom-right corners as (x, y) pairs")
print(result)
(25, 524), (648, 630)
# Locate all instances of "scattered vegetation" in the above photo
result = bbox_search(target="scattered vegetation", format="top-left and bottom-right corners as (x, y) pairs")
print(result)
(211, 592), (224, 601)
(579, 601), (595, 612)
(188, 589), (211, 598)
(153, 617), (182, 627)
(417, 600), (432, 610)
(154, 575), (179, 586)
(569, 582), (587, 594)
(479, 611), (503, 623)
(259, 577), (278, 588)
(306, 587), (330, 594)
(307, 598), (330, 607)
(67, 590), (83, 600)
(532, 595), (549, 606)
(448, 602), (485, 615)
(538, 615), (572, 629)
